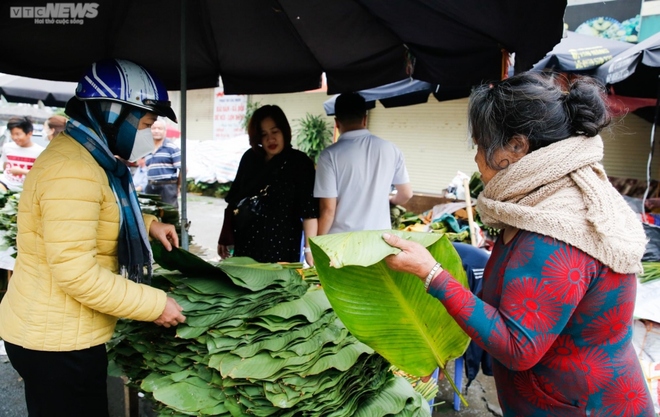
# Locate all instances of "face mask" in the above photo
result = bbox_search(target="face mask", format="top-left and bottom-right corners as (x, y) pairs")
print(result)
(128, 128), (154, 162)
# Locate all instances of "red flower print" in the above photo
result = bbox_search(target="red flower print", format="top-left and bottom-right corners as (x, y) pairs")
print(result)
(484, 304), (499, 321)
(597, 267), (625, 292)
(513, 371), (560, 410)
(464, 324), (484, 346)
(443, 280), (475, 320)
(576, 346), (613, 394)
(602, 376), (650, 416)
(502, 277), (562, 333)
(541, 335), (580, 371)
(571, 290), (606, 325)
(541, 246), (594, 304)
(493, 263), (507, 298)
(486, 318), (509, 352)
(582, 302), (634, 346)
(610, 344), (641, 379)
(616, 274), (637, 306)
(541, 235), (558, 245)
(508, 237), (535, 269)
(513, 331), (556, 370)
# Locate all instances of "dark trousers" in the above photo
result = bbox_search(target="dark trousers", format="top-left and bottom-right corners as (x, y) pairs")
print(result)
(145, 181), (179, 209)
(5, 341), (110, 417)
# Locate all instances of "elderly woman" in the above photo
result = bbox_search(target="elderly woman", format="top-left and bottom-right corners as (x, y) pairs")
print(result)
(384, 72), (655, 416)
(0, 59), (186, 417)
(217, 105), (319, 266)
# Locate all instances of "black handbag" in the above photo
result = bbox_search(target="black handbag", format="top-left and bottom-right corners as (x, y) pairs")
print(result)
(232, 160), (286, 230)
(233, 184), (270, 230)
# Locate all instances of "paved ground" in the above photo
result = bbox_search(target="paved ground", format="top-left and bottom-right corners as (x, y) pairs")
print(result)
(0, 345), (27, 417)
(432, 361), (500, 417)
(0, 194), (501, 417)
(183, 193), (227, 261)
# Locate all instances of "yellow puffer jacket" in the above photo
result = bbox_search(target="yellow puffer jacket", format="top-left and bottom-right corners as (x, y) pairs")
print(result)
(0, 134), (167, 351)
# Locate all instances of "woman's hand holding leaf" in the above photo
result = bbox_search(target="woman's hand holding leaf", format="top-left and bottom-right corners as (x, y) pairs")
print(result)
(154, 296), (186, 328)
(382, 232), (438, 281)
(149, 221), (179, 251)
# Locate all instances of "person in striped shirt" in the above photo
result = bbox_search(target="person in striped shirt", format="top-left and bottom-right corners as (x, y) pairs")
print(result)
(145, 117), (181, 208)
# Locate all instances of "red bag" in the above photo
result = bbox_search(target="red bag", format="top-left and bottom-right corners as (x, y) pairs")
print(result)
(217, 206), (235, 245)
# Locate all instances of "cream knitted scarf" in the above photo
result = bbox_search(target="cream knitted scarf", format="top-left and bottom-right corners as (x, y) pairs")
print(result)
(477, 135), (646, 274)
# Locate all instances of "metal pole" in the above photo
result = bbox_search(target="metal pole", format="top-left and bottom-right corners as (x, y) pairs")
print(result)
(180, 0), (189, 249)
(463, 178), (478, 247)
(642, 74), (660, 220)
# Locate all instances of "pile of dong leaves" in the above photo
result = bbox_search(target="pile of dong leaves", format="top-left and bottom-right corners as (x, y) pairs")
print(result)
(0, 190), (19, 256)
(108, 242), (431, 416)
(0, 191), (183, 257)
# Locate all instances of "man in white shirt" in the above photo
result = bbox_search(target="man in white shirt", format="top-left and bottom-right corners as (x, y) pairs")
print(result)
(0, 117), (45, 192)
(314, 93), (412, 234)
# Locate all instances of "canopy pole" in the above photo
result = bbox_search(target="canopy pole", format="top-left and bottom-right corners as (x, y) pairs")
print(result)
(463, 178), (478, 247)
(642, 75), (660, 221)
(180, 0), (189, 249)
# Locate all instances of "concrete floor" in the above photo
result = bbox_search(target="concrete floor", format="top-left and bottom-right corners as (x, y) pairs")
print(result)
(432, 361), (500, 417)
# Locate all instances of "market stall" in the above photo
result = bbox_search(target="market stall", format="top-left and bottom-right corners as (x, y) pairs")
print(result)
(108, 242), (447, 416)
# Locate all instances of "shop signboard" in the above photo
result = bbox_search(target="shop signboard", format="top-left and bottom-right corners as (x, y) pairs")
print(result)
(213, 87), (248, 141)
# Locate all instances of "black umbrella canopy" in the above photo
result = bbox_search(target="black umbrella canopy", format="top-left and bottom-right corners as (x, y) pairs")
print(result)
(533, 31), (632, 73)
(0, 0), (567, 94)
(595, 32), (660, 99)
(323, 79), (434, 116)
(0, 74), (77, 107)
(0, 0), (409, 94)
(358, 0), (567, 87)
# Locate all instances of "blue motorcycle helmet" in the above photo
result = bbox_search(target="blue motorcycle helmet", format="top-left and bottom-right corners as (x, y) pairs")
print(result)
(75, 58), (177, 123)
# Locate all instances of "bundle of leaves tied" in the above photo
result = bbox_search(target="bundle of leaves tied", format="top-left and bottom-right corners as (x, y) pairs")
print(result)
(107, 243), (432, 416)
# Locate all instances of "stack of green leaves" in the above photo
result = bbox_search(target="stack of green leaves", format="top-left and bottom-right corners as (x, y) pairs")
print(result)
(138, 193), (187, 243)
(108, 243), (431, 416)
(0, 190), (19, 255)
(187, 180), (232, 199)
(0, 191), (187, 257)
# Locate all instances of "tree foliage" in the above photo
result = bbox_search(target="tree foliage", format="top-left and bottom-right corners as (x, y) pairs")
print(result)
(294, 113), (333, 163)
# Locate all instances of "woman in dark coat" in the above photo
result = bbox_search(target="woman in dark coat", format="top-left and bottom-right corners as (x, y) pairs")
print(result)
(217, 105), (319, 265)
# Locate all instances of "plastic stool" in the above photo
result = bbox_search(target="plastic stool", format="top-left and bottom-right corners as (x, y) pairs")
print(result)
(428, 367), (440, 408)
(453, 357), (464, 411)
(429, 357), (464, 411)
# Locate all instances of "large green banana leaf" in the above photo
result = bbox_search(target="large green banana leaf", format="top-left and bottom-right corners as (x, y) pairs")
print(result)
(310, 230), (471, 378)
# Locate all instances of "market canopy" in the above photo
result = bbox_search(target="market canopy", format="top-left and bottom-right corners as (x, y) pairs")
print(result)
(595, 31), (660, 99)
(0, 74), (77, 107)
(528, 31), (660, 118)
(0, 0), (567, 94)
(0, 0), (568, 248)
(533, 31), (632, 73)
(323, 79), (435, 116)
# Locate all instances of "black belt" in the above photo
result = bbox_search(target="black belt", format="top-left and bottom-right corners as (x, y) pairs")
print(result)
(148, 179), (178, 185)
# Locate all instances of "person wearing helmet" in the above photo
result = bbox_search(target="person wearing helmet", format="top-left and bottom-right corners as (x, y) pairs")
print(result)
(0, 59), (185, 417)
